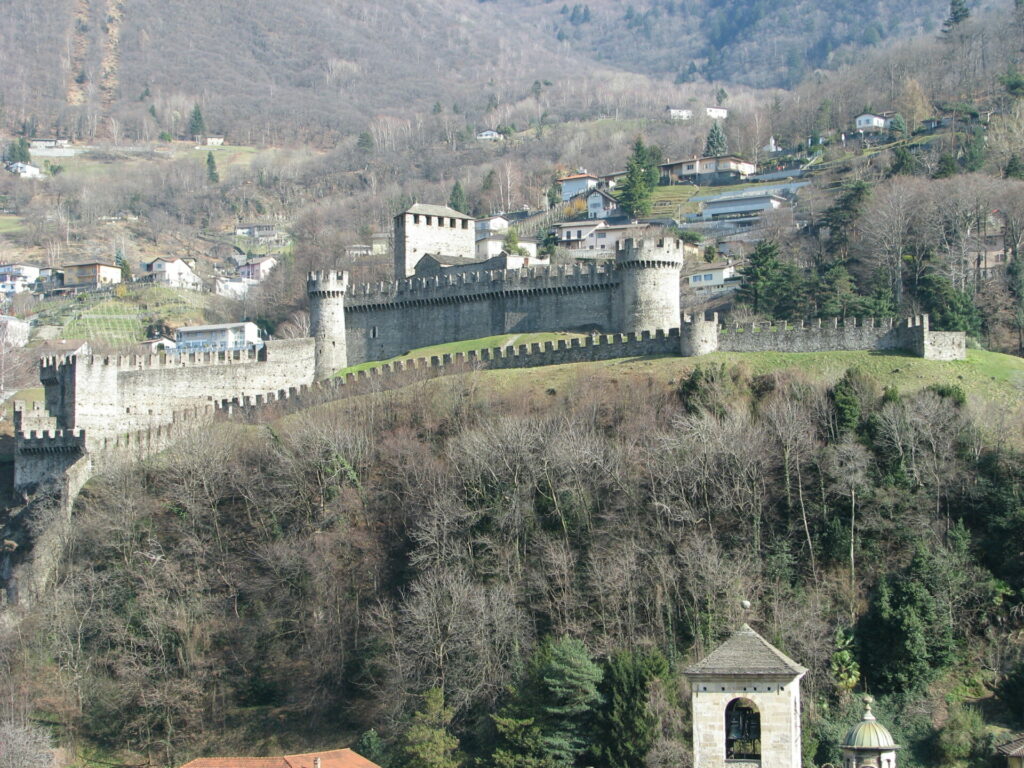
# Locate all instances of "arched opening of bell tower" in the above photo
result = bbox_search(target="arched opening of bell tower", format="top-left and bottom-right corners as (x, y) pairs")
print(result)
(726, 698), (762, 761)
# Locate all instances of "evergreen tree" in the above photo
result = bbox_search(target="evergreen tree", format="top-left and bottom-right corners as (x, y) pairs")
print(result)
(491, 716), (556, 768)
(402, 689), (462, 768)
(188, 103), (205, 137)
(998, 661), (1024, 724)
(821, 181), (871, 260)
(887, 113), (907, 136)
(206, 151), (219, 183)
(590, 650), (667, 768)
(942, 0), (970, 34)
(5, 137), (30, 164)
(355, 729), (389, 768)
(503, 227), (529, 256)
(357, 131), (375, 155)
(703, 121), (728, 156)
(934, 152), (958, 178)
(448, 181), (469, 214)
(888, 145), (919, 176)
(915, 272), (981, 335)
(519, 637), (603, 767)
(1005, 154), (1024, 180)
(617, 138), (659, 219)
(736, 240), (785, 315)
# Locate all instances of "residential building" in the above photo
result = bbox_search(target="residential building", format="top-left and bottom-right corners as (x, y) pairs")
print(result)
(659, 155), (757, 185)
(553, 220), (653, 255)
(998, 737), (1024, 768)
(214, 276), (257, 299)
(0, 264), (41, 295)
(178, 747), (381, 768)
(854, 113), (889, 132)
(682, 260), (740, 296)
(476, 233), (538, 259)
(143, 257), (202, 290)
(205, 136), (225, 146)
(28, 138), (70, 150)
(62, 262), (122, 289)
(175, 321), (262, 351)
(37, 268), (64, 294)
(371, 231), (389, 255)
(667, 108), (694, 120)
(556, 172), (599, 202)
(139, 336), (177, 353)
(476, 129), (502, 141)
(586, 189), (621, 219)
(234, 223), (279, 240)
(695, 192), (788, 223)
(5, 162), (41, 179)
(705, 107), (728, 119)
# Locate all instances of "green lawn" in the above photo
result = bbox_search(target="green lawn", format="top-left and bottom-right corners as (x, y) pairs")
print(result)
(0, 214), (24, 234)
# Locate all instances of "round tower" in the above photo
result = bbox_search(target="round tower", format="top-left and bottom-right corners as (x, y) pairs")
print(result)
(615, 237), (685, 334)
(841, 697), (899, 768)
(307, 270), (349, 380)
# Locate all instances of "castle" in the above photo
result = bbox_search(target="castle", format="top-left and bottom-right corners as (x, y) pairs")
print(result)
(11, 232), (966, 506)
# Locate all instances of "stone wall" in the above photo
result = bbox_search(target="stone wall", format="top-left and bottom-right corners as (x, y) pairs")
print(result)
(394, 211), (475, 277)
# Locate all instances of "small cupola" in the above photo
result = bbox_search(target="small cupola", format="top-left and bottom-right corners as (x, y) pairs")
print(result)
(841, 697), (899, 768)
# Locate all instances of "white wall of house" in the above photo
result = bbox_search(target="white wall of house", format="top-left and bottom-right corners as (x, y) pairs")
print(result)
(176, 322), (261, 350)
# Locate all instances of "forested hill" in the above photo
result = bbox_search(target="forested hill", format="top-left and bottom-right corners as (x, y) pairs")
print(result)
(0, 0), (997, 141)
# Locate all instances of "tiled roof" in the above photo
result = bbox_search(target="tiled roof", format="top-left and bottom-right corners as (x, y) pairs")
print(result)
(684, 624), (807, 677)
(558, 173), (598, 181)
(998, 737), (1024, 757)
(181, 748), (380, 768)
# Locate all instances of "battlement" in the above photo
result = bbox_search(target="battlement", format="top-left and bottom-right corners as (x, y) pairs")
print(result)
(16, 428), (87, 454)
(344, 263), (619, 310)
(615, 237), (687, 267)
(716, 316), (898, 334)
(40, 346), (268, 376)
(307, 270), (349, 296)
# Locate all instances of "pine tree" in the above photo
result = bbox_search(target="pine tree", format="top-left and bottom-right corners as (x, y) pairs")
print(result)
(402, 689), (462, 768)
(188, 103), (205, 138)
(736, 240), (785, 315)
(942, 0), (970, 34)
(206, 151), (219, 183)
(704, 121), (727, 156)
(503, 227), (528, 256)
(448, 181), (469, 214)
(355, 729), (389, 768)
(590, 650), (667, 768)
(1005, 154), (1024, 180)
(617, 138), (659, 219)
(357, 131), (375, 155)
(934, 152), (958, 178)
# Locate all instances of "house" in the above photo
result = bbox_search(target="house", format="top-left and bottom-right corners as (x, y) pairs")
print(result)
(556, 171), (599, 202)
(997, 737), (1024, 768)
(239, 255), (278, 282)
(854, 113), (889, 133)
(476, 215), (510, 237)
(205, 136), (225, 146)
(668, 108), (694, 120)
(234, 223), (279, 240)
(553, 220), (657, 255)
(600, 171), (626, 188)
(371, 231), (389, 255)
(0, 264), (41, 295)
(143, 257), (202, 290)
(476, 129), (502, 141)
(36, 268), (64, 294)
(175, 321), (262, 351)
(5, 162), (41, 179)
(138, 335), (177, 353)
(213, 276), (257, 299)
(29, 138), (70, 150)
(344, 244), (374, 259)
(586, 189), (621, 219)
(475, 233), (539, 260)
(0, 315), (31, 347)
(659, 155), (757, 185)
(178, 747), (382, 768)
(682, 260), (741, 296)
(705, 107), (728, 119)
(62, 262), (122, 289)
(695, 192), (789, 223)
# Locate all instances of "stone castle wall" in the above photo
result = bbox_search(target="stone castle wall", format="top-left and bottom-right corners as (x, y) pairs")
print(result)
(394, 211), (475, 277)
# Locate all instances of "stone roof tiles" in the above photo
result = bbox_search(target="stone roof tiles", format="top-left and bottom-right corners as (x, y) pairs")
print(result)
(998, 737), (1024, 757)
(404, 203), (473, 220)
(683, 623), (807, 677)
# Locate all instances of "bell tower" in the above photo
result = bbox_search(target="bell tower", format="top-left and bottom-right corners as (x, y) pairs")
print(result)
(684, 624), (807, 768)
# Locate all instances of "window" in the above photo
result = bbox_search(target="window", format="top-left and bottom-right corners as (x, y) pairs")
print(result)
(371, 326), (378, 339)
(597, 232), (607, 238)
(725, 699), (761, 761)
(577, 230), (582, 239)
(413, 214), (420, 224)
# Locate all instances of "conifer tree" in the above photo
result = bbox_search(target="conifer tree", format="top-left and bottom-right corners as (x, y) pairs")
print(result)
(1005, 154), (1024, 180)
(704, 121), (728, 156)
(590, 650), (667, 768)
(206, 151), (219, 183)
(188, 103), (205, 137)
(448, 181), (469, 214)
(503, 227), (528, 256)
(402, 689), (462, 768)
(617, 138), (660, 219)
(942, 0), (970, 34)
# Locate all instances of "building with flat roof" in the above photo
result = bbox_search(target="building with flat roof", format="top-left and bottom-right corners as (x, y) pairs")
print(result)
(175, 321), (262, 351)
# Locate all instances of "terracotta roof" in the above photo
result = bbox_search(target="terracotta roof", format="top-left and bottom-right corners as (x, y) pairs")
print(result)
(181, 748), (380, 768)
(683, 624), (807, 677)
(998, 737), (1024, 757)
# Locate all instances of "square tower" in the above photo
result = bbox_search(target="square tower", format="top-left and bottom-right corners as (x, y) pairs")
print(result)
(394, 204), (475, 278)
(684, 624), (807, 768)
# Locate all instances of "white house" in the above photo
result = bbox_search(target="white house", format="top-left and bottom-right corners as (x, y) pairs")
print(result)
(586, 189), (621, 220)
(205, 136), (225, 146)
(682, 261), (740, 296)
(668, 108), (694, 120)
(659, 155), (757, 184)
(697, 193), (788, 222)
(143, 257), (202, 290)
(0, 264), (41, 295)
(234, 223), (279, 240)
(476, 216), (510, 237)
(5, 162), (41, 179)
(475, 234), (538, 260)
(855, 113), (889, 133)
(239, 255), (277, 282)
(175, 321), (262, 351)
(29, 138), (70, 150)
(705, 107), (728, 119)
(476, 130), (502, 141)
(556, 172), (599, 202)
(214, 277), (257, 299)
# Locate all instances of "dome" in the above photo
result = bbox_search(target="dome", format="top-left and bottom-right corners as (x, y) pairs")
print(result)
(843, 697), (899, 750)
